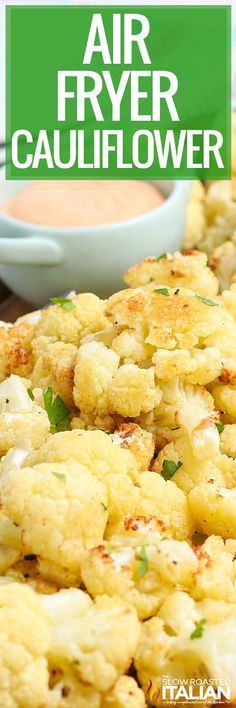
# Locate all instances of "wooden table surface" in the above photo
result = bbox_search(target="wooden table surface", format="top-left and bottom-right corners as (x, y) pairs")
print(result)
(0, 281), (33, 322)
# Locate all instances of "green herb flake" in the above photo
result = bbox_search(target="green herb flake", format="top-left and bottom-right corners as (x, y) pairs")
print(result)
(137, 546), (149, 578)
(27, 388), (34, 401)
(51, 471), (66, 483)
(156, 252), (167, 262)
(101, 502), (108, 511)
(51, 296), (75, 311)
(162, 460), (183, 481)
(154, 287), (170, 296)
(191, 618), (207, 639)
(195, 295), (219, 307)
(215, 422), (225, 435)
(43, 387), (70, 434)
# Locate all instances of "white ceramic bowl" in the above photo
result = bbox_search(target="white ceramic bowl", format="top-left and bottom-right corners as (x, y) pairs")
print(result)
(0, 174), (191, 305)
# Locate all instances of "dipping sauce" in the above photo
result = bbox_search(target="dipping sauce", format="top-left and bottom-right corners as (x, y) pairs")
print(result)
(0, 180), (165, 228)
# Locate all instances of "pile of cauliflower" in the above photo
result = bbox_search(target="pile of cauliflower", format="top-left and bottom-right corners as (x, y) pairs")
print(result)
(2, 180), (236, 705)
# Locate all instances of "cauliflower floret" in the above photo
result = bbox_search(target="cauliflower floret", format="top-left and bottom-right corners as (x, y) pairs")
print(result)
(184, 181), (206, 248)
(73, 341), (120, 415)
(152, 435), (226, 495)
(220, 424), (236, 456)
(153, 347), (222, 385)
(189, 482), (236, 539)
(210, 234), (236, 291)
(191, 535), (236, 603)
(0, 374), (50, 455)
(0, 582), (50, 708)
(42, 588), (140, 692)
(221, 281), (236, 321)
(155, 381), (219, 461)
(135, 591), (236, 706)
(124, 250), (217, 298)
(24, 429), (139, 483)
(111, 423), (155, 471)
(73, 341), (161, 418)
(106, 287), (228, 353)
(134, 472), (194, 541)
(0, 321), (35, 383)
(109, 365), (161, 418)
(0, 459), (107, 585)
(81, 517), (197, 619)
(211, 382), (236, 420)
(34, 292), (109, 346)
(101, 676), (146, 708)
(30, 338), (77, 407)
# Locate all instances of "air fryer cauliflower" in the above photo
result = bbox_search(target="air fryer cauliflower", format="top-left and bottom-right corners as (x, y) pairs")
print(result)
(42, 588), (140, 692)
(4, 240), (236, 706)
(0, 458), (107, 585)
(0, 320), (35, 383)
(23, 429), (192, 541)
(101, 676), (146, 708)
(81, 515), (197, 619)
(124, 250), (218, 298)
(135, 590), (236, 706)
(184, 181), (206, 248)
(34, 292), (109, 345)
(0, 374), (50, 455)
(0, 582), (51, 708)
(30, 338), (78, 407)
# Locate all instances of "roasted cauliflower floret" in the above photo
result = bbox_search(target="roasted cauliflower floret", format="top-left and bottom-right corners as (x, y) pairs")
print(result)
(134, 472), (194, 541)
(220, 424), (236, 457)
(184, 181), (206, 248)
(0, 374), (50, 455)
(30, 338), (77, 407)
(135, 591), (236, 706)
(0, 459), (107, 586)
(81, 516), (197, 619)
(211, 382), (236, 420)
(153, 347), (222, 385)
(0, 582), (50, 708)
(105, 287), (228, 353)
(73, 341), (161, 418)
(42, 588), (140, 692)
(210, 234), (236, 291)
(24, 429), (139, 483)
(154, 381), (219, 461)
(34, 292), (109, 345)
(111, 423), (155, 471)
(124, 250), (217, 298)
(101, 676), (146, 708)
(189, 481), (236, 539)
(191, 535), (236, 603)
(0, 321), (35, 383)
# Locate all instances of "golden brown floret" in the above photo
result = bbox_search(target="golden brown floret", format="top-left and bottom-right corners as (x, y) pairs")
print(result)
(124, 250), (218, 298)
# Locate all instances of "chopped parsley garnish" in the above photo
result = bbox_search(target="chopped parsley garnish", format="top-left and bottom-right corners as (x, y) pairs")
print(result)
(191, 618), (206, 639)
(43, 387), (70, 434)
(101, 502), (108, 511)
(51, 471), (66, 483)
(24, 553), (37, 561)
(156, 252), (167, 262)
(162, 460), (183, 481)
(27, 388), (34, 401)
(51, 296), (75, 311)
(215, 422), (225, 435)
(195, 295), (219, 307)
(137, 546), (149, 577)
(154, 287), (170, 296)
